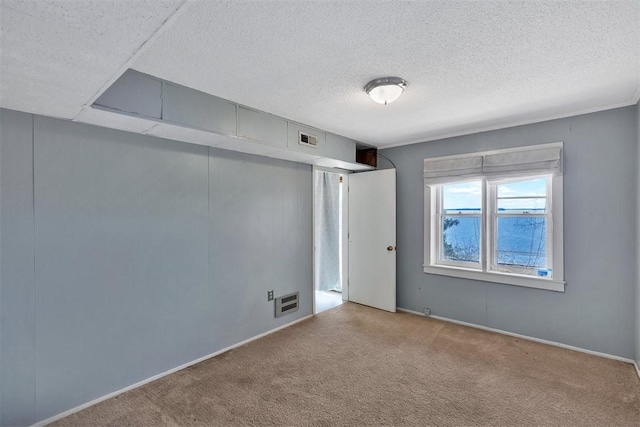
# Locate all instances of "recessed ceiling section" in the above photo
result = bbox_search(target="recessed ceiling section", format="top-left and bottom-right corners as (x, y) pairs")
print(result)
(145, 123), (231, 147)
(132, 0), (639, 147)
(0, 0), (186, 120)
(74, 107), (159, 134)
(216, 137), (282, 158)
(79, 69), (370, 171)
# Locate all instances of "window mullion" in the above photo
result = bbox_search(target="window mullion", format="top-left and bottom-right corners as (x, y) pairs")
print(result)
(436, 186), (443, 263)
(546, 176), (553, 274)
(482, 179), (489, 273)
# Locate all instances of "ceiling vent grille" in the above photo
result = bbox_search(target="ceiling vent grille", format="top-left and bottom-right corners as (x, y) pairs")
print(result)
(298, 131), (318, 148)
(275, 292), (299, 317)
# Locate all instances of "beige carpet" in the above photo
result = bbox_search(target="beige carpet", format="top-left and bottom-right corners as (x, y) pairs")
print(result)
(54, 303), (640, 426)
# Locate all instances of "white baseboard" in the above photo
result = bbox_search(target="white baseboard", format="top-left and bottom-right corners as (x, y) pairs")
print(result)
(396, 307), (636, 365)
(33, 314), (313, 427)
(634, 361), (640, 381)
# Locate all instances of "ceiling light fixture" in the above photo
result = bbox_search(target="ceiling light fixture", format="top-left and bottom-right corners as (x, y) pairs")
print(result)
(364, 77), (408, 105)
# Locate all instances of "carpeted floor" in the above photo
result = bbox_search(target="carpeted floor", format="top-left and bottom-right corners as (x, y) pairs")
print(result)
(54, 302), (640, 426)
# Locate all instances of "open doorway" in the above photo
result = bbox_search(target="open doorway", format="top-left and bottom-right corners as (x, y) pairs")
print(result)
(313, 168), (348, 314)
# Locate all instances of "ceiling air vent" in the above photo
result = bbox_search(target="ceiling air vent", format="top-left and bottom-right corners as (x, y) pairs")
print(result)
(275, 292), (299, 318)
(298, 131), (318, 148)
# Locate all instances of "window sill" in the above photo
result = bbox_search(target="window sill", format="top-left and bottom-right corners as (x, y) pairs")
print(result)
(422, 265), (565, 292)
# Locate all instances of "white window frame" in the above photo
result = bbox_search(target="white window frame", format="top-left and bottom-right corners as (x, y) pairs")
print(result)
(435, 182), (483, 270)
(423, 144), (565, 292)
(488, 175), (552, 277)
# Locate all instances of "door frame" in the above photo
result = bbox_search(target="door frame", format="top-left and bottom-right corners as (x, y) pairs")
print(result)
(312, 166), (351, 315)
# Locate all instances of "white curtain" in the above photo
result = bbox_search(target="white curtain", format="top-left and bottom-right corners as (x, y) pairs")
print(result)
(315, 172), (342, 292)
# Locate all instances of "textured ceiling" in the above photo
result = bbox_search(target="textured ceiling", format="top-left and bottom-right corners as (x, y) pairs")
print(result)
(133, 0), (640, 147)
(0, 0), (185, 119)
(1, 1), (639, 147)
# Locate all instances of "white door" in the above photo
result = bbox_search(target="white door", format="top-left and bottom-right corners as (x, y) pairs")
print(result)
(348, 169), (396, 312)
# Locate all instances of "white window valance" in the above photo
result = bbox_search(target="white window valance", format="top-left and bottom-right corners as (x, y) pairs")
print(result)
(424, 144), (562, 185)
(483, 146), (562, 179)
(423, 155), (483, 185)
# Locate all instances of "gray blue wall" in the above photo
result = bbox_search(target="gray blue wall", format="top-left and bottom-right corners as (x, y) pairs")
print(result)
(636, 101), (640, 368)
(2, 102), (638, 425)
(0, 109), (312, 426)
(382, 105), (638, 360)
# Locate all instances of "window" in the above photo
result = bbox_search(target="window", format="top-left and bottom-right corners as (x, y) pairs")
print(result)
(490, 176), (549, 276)
(438, 180), (482, 268)
(424, 144), (564, 292)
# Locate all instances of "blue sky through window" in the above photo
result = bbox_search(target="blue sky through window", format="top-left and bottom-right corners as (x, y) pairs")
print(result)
(443, 181), (481, 211)
(497, 177), (547, 211)
(443, 177), (547, 211)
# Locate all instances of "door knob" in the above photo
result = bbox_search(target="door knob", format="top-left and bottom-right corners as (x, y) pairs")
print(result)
(387, 246), (395, 251)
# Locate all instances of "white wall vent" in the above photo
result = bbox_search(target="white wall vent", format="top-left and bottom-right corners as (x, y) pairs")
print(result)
(298, 131), (318, 148)
(275, 292), (299, 317)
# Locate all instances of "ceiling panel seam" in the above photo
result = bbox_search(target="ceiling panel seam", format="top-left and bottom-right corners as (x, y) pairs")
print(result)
(72, 0), (194, 121)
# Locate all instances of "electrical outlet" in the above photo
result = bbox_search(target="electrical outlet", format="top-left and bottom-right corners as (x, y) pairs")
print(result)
(423, 308), (431, 316)
(267, 290), (274, 301)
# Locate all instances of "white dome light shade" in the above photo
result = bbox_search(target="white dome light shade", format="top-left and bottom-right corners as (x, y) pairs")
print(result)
(364, 77), (408, 105)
